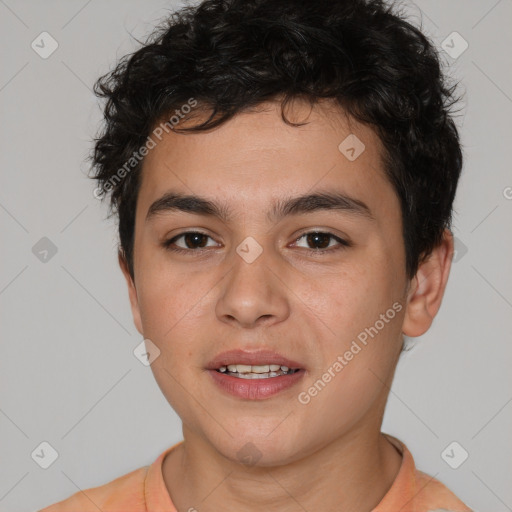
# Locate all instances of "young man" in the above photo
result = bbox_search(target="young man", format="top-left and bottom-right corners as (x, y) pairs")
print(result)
(40, 0), (472, 510)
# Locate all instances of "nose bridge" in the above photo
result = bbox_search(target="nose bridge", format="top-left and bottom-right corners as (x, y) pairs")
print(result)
(215, 234), (289, 326)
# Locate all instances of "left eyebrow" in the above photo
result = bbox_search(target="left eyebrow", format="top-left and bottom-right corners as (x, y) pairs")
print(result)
(145, 189), (375, 224)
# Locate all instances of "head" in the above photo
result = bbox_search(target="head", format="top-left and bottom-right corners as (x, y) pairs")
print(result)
(89, 0), (463, 465)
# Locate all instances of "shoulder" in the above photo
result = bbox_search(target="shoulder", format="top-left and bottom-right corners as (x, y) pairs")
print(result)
(38, 465), (149, 512)
(379, 434), (472, 512)
(413, 469), (473, 512)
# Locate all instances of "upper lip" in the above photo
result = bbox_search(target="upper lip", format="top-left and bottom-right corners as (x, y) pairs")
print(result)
(206, 349), (304, 370)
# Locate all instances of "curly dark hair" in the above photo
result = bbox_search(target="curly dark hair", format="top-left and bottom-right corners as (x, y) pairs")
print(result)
(90, 0), (464, 282)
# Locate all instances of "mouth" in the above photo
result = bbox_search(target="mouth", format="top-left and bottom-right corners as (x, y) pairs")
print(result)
(205, 349), (306, 399)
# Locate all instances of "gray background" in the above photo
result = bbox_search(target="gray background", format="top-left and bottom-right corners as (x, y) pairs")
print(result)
(0, 1), (511, 511)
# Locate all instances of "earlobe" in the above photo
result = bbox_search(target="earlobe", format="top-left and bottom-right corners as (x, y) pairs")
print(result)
(118, 250), (144, 336)
(402, 229), (454, 338)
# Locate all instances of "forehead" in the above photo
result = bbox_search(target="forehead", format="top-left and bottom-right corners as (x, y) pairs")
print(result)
(136, 100), (396, 225)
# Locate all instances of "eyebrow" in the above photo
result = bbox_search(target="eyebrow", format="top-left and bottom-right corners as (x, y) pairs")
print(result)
(145, 189), (374, 224)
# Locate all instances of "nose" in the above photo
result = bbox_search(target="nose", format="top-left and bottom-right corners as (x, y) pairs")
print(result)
(215, 243), (291, 329)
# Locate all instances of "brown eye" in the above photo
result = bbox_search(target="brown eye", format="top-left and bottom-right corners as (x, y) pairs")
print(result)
(163, 231), (218, 252)
(293, 231), (350, 253)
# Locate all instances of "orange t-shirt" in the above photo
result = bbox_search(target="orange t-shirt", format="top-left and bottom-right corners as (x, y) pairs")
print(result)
(39, 434), (472, 512)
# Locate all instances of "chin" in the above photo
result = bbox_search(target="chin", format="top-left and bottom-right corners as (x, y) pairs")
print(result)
(213, 431), (302, 468)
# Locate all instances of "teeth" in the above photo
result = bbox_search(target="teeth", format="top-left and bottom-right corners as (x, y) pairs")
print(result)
(251, 364), (270, 373)
(221, 364), (294, 373)
(235, 371), (283, 379)
(218, 363), (297, 375)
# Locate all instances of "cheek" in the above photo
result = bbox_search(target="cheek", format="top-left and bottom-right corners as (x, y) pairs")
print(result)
(137, 276), (207, 423)
(315, 262), (395, 343)
(134, 260), (212, 365)
(296, 307), (403, 441)
(136, 255), (206, 339)
(303, 254), (403, 390)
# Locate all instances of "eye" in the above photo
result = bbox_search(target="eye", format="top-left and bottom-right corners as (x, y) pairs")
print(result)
(163, 231), (219, 253)
(292, 231), (350, 254)
(162, 230), (351, 255)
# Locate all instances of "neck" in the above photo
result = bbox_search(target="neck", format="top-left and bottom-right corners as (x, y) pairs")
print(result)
(162, 424), (402, 512)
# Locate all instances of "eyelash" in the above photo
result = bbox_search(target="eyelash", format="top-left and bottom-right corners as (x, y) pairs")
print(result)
(162, 230), (351, 256)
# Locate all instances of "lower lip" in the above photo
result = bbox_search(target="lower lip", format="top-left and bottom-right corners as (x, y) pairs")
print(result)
(207, 369), (305, 400)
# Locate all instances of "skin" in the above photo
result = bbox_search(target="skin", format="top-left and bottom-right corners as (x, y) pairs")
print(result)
(119, 98), (454, 512)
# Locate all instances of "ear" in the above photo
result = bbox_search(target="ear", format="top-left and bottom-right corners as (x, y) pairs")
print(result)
(402, 228), (455, 337)
(118, 250), (143, 336)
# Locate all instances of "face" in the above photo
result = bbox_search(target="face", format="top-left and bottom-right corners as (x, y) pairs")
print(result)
(121, 99), (418, 466)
